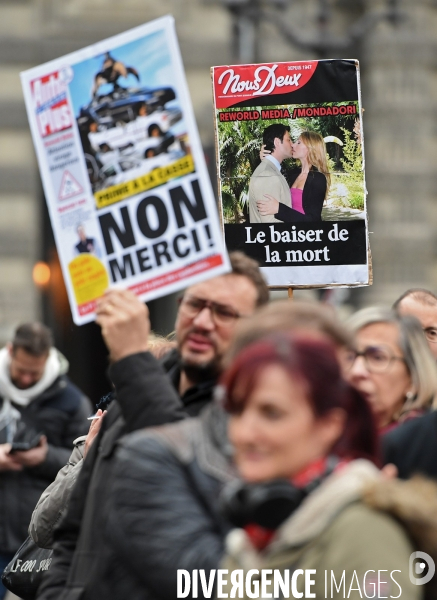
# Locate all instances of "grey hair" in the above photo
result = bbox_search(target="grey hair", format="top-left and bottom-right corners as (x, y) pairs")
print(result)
(348, 307), (437, 413)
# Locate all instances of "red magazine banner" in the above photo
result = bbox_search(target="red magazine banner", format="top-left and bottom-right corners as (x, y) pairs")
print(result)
(213, 61), (318, 109)
(30, 70), (74, 138)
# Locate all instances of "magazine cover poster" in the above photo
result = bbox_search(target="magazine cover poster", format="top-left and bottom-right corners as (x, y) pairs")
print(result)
(212, 59), (370, 288)
(21, 16), (229, 325)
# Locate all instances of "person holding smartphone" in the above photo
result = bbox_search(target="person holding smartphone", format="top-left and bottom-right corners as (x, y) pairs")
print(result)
(0, 323), (91, 600)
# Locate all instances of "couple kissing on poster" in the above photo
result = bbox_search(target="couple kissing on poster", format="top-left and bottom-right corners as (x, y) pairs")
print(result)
(249, 124), (330, 224)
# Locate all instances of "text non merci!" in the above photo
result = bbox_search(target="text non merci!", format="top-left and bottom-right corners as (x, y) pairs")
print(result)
(98, 179), (214, 282)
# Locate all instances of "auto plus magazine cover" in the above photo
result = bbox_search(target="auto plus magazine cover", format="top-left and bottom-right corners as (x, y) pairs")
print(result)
(21, 16), (229, 325)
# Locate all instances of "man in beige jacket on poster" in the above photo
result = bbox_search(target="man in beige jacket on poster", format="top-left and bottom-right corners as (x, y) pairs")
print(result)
(248, 123), (293, 223)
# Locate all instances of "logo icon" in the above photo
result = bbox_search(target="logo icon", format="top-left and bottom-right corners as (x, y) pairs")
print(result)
(409, 551), (435, 585)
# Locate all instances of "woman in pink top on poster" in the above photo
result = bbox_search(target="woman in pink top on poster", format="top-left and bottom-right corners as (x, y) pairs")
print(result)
(257, 131), (330, 222)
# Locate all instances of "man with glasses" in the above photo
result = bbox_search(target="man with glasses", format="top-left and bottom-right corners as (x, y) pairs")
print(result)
(393, 288), (437, 359)
(92, 251), (268, 417)
(38, 253), (269, 600)
(165, 255), (269, 413)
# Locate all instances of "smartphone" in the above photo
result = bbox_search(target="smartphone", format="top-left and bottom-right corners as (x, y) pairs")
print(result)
(9, 433), (43, 454)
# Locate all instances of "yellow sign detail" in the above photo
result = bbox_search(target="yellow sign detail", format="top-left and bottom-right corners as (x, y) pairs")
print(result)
(68, 254), (109, 305)
(94, 155), (195, 209)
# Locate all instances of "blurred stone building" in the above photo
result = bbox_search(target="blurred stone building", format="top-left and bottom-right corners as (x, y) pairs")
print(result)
(0, 0), (435, 391)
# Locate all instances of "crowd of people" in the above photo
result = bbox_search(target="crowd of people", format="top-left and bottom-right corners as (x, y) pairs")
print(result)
(1, 254), (437, 599)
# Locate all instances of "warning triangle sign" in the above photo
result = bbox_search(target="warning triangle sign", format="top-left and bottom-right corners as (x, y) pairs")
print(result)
(59, 170), (83, 201)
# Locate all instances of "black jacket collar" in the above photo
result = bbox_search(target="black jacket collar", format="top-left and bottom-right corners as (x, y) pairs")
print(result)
(161, 349), (216, 416)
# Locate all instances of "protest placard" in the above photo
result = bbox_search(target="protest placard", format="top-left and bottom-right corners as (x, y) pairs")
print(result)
(211, 59), (371, 288)
(21, 16), (229, 325)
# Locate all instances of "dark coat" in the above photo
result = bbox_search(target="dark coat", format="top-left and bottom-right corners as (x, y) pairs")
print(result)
(275, 168), (327, 222)
(162, 349), (217, 416)
(37, 350), (214, 600)
(382, 411), (437, 479)
(81, 402), (232, 600)
(75, 239), (95, 254)
(0, 375), (91, 553)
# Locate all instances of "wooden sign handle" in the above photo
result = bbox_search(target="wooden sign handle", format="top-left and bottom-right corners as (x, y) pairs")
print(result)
(288, 287), (293, 300)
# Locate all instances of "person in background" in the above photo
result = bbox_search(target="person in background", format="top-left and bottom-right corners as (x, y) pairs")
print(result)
(345, 307), (437, 433)
(393, 288), (437, 360)
(28, 413), (102, 551)
(145, 332), (177, 361)
(382, 405), (437, 481)
(225, 299), (352, 367)
(381, 295), (437, 480)
(28, 333), (176, 550)
(0, 323), (91, 600)
(220, 333), (431, 599)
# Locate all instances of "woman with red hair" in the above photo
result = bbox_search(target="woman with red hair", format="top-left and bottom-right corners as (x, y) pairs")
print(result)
(219, 333), (430, 599)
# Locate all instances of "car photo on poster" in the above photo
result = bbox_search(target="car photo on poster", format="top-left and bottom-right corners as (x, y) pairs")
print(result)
(77, 84), (187, 192)
(70, 35), (192, 194)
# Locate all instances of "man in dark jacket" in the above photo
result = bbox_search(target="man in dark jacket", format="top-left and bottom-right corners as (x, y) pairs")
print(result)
(0, 322), (91, 600)
(382, 411), (437, 480)
(37, 252), (269, 600)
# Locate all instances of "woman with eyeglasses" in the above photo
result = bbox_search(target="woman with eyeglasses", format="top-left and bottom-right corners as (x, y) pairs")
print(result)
(218, 332), (428, 599)
(345, 307), (437, 434)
